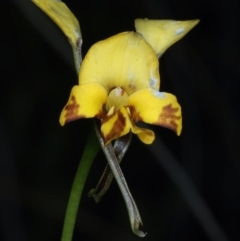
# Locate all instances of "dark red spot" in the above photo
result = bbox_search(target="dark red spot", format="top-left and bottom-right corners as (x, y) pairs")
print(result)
(64, 96), (83, 123)
(128, 106), (142, 123)
(95, 103), (106, 119)
(102, 111), (126, 144)
(157, 104), (181, 133)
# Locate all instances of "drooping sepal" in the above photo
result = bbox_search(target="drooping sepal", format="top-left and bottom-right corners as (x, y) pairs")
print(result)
(88, 132), (132, 202)
(94, 122), (146, 237)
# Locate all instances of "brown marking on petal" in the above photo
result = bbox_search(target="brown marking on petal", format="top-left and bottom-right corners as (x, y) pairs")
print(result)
(101, 108), (116, 124)
(128, 106), (143, 123)
(128, 83), (136, 91)
(64, 96), (83, 123)
(156, 104), (181, 133)
(103, 111), (126, 144)
(95, 103), (106, 119)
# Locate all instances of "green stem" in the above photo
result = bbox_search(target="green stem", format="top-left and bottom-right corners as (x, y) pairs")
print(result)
(61, 127), (100, 241)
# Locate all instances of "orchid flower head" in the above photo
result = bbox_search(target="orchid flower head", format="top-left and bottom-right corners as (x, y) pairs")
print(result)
(59, 18), (199, 145)
(32, 0), (199, 237)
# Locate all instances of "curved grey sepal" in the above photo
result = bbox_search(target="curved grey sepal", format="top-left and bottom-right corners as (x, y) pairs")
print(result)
(93, 121), (146, 237)
(88, 132), (132, 202)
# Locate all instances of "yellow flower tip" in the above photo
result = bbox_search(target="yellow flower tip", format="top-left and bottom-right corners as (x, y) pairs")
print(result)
(176, 120), (182, 136)
(134, 18), (200, 57)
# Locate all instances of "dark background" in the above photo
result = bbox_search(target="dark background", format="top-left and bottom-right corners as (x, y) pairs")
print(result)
(1, 0), (240, 240)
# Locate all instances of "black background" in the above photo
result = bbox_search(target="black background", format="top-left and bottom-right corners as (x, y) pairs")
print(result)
(1, 0), (240, 240)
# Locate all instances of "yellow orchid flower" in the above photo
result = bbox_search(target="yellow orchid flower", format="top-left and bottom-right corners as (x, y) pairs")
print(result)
(59, 19), (199, 146)
(31, 0), (199, 237)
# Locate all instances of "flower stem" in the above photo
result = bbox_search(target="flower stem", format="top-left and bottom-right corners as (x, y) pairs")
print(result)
(61, 127), (100, 241)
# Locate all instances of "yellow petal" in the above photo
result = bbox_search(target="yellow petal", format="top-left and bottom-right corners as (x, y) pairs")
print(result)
(135, 19), (199, 57)
(59, 83), (108, 126)
(128, 88), (182, 135)
(131, 124), (155, 144)
(101, 107), (132, 145)
(79, 32), (160, 94)
(32, 0), (81, 45)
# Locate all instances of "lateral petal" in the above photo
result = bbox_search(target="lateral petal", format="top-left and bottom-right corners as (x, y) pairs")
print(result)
(128, 88), (182, 135)
(59, 83), (108, 126)
(135, 19), (199, 57)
